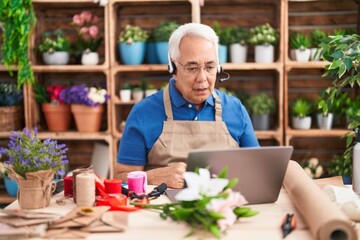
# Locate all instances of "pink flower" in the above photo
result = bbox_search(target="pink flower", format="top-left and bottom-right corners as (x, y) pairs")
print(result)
(207, 189), (248, 232)
(88, 26), (99, 39)
(80, 11), (93, 23)
(72, 14), (83, 26)
(79, 27), (90, 40)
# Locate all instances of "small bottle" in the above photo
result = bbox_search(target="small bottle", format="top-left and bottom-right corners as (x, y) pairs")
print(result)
(352, 131), (360, 193)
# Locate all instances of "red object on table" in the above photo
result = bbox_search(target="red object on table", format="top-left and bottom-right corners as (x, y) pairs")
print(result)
(104, 179), (122, 194)
(64, 176), (73, 197)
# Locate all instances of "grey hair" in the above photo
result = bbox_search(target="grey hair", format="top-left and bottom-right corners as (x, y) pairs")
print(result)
(168, 23), (219, 62)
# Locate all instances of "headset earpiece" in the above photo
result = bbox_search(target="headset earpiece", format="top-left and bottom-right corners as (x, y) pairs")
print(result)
(168, 53), (177, 74)
(217, 64), (222, 74)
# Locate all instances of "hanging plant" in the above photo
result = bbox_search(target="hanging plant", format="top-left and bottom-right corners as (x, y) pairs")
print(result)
(0, 0), (36, 87)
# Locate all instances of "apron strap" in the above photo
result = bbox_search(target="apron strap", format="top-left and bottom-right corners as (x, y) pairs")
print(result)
(163, 83), (223, 121)
(163, 84), (173, 120)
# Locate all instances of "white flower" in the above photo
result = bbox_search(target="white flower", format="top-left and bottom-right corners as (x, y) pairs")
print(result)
(304, 167), (313, 178)
(175, 168), (229, 201)
(207, 189), (248, 232)
(308, 158), (319, 169)
(315, 165), (323, 178)
(87, 87), (107, 104)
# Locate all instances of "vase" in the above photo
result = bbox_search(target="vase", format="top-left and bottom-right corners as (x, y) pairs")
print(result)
(218, 44), (228, 64)
(229, 43), (247, 63)
(13, 169), (55, 209)
(254, 44), (274, 63)
(81, 52), (99, 65)
(155, 42), (169, 64)
(42, 51), (70, 65)
(42, 103), (71, 131)
(145, 42), (159, 64)
(119, 42), (146, 65)
(71, 104), (104, 132)
(4, 176), (18, 197)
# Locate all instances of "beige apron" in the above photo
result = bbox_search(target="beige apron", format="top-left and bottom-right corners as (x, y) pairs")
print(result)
(146, 84), (239, 170)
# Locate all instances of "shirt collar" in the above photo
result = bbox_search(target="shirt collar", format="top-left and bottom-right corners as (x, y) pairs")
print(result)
(169, 78), (215, 108)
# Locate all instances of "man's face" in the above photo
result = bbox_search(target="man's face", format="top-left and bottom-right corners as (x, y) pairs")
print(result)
(173, 36), (218, 108)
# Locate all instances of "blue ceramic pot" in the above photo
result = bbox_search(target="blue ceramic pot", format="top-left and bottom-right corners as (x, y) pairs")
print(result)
(155, 42), (169, 65)
(145, 42), (159, 64)
(119, 42), (146, 65)
(218, 45), (228, 64)
(342, 176), (352, 185)
(4, 176), (18, 197)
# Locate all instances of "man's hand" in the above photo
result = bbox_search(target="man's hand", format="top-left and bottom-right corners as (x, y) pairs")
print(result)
(147, 162), (187, 189)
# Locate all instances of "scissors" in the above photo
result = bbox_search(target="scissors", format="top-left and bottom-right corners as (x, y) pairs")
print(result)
(281, 213), (297, 238)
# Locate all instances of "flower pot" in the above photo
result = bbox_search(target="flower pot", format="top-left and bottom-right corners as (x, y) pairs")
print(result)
(218, 44), (228, 64)
(42, 103), (71, 131)
(81, 52), (99, 65)
(310, 48), (321, 61)
(295, 48), (311, 62)
(316, 113), (334, 130)
(252, 114), (270, 130)
(145, 89), (158, 98)
(254, 44), (274, 63)
(292, 116), (312, 130)
(4, 176), (18, 197)
(132, 90), (144, 102)
(119, 89), (131, 101)
(119, 42), (146, 65)
(145, 42), (159, 64)
(155, 42), (169, 64)
(71, 104), (104, 132)
(0, 105), (23, 131)
(42, 51), (70, 65)
(289, 49), (296, 61)
(229, 43), (247, 63)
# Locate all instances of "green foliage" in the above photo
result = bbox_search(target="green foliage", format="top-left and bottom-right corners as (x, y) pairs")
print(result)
(327, 154), (352, 177)
(36, 29), (71, 53)
(310, 29), (327, 48)
(247, 93), (275, 115)
(291, 98), (313, 118)
(119, 25), (149, 43)
(248, 23), (279, 45)
(289, 31), (311, 49)
(0, 82), (23, 106)
(0, 0), (36, 87)
(229, 27), (249, 45)
(212, 21), (233, 45)
(345, 95), (360, 124)
(33, 83), (48, 104)
(153, 21), (179, 42)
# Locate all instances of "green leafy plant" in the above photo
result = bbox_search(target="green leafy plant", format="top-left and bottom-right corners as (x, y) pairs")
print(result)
(317, 90), (333, 117)
(153, 21), (179, 42)
(212, 21), (233, 46)
(248, 23), (279, 45)
(327, 154), (352, 177)
(119, 25), (148, 44)
(291, 98), (313, 118)
(345, 95), (360, 123)
(310, 29), (327, 48)
(229, 27), (249, 45)
(35, 29), (71, 53)
(289, 31), (311, 50)
(33, 83), (67, 104)
(132, 167), (258, 239)
(0, 0), (36, 87)
(121, 83), (132, 90)
(247, 93), (275, 115)
(0, 83), (23, 106)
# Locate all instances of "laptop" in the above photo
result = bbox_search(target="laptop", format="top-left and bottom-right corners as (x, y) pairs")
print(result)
(167, 146), (293, 204)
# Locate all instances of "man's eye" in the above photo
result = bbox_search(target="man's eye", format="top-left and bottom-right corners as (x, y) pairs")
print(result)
(206, 66), (215, 71)
(186, 66), (199, 72)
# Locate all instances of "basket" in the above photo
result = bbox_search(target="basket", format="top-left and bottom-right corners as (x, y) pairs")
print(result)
(0, 106), (23, 131)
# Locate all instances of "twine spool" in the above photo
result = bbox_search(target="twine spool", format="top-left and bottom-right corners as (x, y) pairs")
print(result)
(76, 173), (95, 207)
(127, 171), (147, 194)
(72, 166), (93, 203)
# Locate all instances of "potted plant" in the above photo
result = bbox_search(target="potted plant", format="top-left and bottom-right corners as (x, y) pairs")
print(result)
(71, 11), (103, 65)
(291, 97), (313, 130)
(301, 157), (324, 179)
(33, 83), (71, 131)
(0, 0), (36, 87)
(153, 21), (179, 64)
(345, 95), (360, 125)
(316, 90), (334, 130)
(60, 84), (110, 132)
(327, 154), (352, 184)
(0, 83), (24, 131)
(131, 85), (144, 102)
(248, 23), (279, 63)
(213, 21), (232, 63)
(145, 29), (159, 64)
(0, 162), (18, 197)
(247, 93), (275, 130)
(310, 29), (326, 61)
(119, 83), (132, 102)
(35, 29), (71, 65)
(228, 26), (249, 63)
(289, 31), (311, 62)
(0, 128), (68, 209)
(118, 25), (149, 65)
(145, 84), (158, 97)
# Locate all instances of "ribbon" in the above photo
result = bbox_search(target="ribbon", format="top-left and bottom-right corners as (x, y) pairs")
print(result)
(104, 179), (122, 194)
(127, 171), (147, 194)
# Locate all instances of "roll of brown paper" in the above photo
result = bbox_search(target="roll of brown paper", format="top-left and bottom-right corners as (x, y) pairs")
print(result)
(283, 160), (357, 240)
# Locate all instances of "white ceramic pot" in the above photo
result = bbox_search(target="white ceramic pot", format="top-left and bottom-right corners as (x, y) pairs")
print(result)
(292, 116), (312, 130)
(132, 90), (144, 102)
(317, 113), (334, 130)
(42, 51), (70, 65)
(295, 48), (311, 62)
(81, 52), (99, 65)
(254, 44), (274, 63)
(145, 89), (158, 98)
(289, 49), (296, 61)
(229, 43), (248, 63)
(119, 89), (131, 101)
(310, 48), (321, 61)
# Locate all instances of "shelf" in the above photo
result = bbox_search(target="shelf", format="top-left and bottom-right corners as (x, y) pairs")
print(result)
(286, 129), (349, 138)
(32, 65), (109, 73)
(285, 61), (328, 71)
(112, 64), (168, 72)
(36, 132), (112, 142)
(222, 62), (283, 71)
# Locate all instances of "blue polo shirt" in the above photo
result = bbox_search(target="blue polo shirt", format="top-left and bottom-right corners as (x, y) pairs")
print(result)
(117, 78), (259, 166)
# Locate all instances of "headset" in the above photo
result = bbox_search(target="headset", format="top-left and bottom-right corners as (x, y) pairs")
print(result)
(168, 53), (229, 82)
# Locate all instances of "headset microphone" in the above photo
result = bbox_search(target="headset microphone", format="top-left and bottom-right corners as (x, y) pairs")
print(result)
(219, 71), (230, 83)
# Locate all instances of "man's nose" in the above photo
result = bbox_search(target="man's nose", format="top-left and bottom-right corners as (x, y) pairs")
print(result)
(196, 67), (207, 80)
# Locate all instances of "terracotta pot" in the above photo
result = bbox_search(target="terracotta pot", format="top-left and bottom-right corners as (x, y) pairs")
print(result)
(42, 103), (71, 131)
(71, 104), (104, 132)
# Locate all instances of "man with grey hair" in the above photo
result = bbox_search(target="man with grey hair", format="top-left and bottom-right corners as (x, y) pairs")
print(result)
(115, 23), (258, 188)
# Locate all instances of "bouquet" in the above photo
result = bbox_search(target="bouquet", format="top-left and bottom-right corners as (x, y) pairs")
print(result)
(133, 168), (258, 238)
(0, 128), (68, 178)
(60, 84), (109, 107)
(33, 83), (67, 105)
(71, 11), (103, 54)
